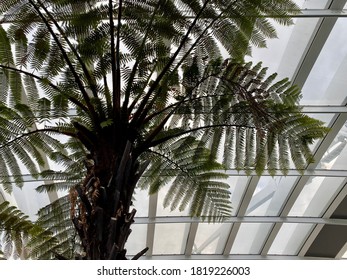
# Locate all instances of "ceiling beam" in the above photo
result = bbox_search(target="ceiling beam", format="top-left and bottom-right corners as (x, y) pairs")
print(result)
(134, 216), (347, 226)
(144, 193), (158, 257)
(5, 167), (347, 183)
(184, 223), (199, 256)
(139, 254), (332, 260)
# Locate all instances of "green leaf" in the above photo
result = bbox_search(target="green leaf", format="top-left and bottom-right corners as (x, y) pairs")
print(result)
(100, 118), (113, 128)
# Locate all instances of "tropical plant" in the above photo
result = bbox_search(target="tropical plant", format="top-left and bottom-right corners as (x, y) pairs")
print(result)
(0, 201), (55, 259)
(0, 0), (328, 259)
(0, 201), (32, 259)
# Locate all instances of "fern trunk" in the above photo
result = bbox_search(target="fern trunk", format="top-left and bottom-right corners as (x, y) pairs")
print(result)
(70, 137), (146, 260)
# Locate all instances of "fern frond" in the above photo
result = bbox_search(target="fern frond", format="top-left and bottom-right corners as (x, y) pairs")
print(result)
(140, 137), (232, 222)
(30, 195), (78, 259)
(0, 201), (36, 259)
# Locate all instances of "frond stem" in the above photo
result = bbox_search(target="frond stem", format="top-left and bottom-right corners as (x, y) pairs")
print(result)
(111, 0), (121, 117)
(27, 0), (99, 124)
(144, 123), (256, 151)
(130, 0), (212, 127)
(35, 0), (99, 99)
(122, 0), (163, 114)
(133, 0), (238, 127)
(0, 64), (88, 113)
(128, 59), (159, 114)
(147, 149), (191, 178)
(143, 72), (218, 124)
(0, 128), (76, 150)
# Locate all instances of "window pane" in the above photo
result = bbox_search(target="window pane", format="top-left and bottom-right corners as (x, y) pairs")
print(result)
(152, 223), (190, 255)
(126, 224), (147, 256)
(289, 177), (345, 217)
(294, 0), (330, 9)
(319, 123), (347, 170)
(12, 181), (50, 220)
(245, 18), (320, 81)
(301, 18), (347, 105)
(193, 223), (232, 254)
(132, 188), (149, 217)
(246, 177), (297, 216)
(231, 223), (273, 254)
(269, 223), (314, 255)
(228, 177), (250, 216)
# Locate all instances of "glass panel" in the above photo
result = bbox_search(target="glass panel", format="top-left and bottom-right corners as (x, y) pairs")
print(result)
(301, 18), (347, 105)
(12, 181), (51, 220)
(132, 188), (149, 217)
(246, 176), (298, 216)
(289, 177), (345, 217)
(228, 177), (249, 216)
(125, 224), (147, 256)
(152, 223), (190, 255)
(294, 0), (330, 9)
(230, 223), (273, 254)
(193, 223), (232, 254)
(305, 113), (334, 126)
(269, 223), (314, 255)
(245, 18), (320, 81)
(319, 122), (347, 170)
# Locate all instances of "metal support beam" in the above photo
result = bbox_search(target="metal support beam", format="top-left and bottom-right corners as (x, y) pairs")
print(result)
(141, 254), (332, 260)
(145, 193), (158, 257)
(6, 167), (347, 183)
(295, 9), (347, 17)
(133, 216), (347, 226)
(184, 223), (199, 256)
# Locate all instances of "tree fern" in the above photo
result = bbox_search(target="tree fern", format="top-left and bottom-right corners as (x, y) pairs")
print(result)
(0, 0), (329, 259)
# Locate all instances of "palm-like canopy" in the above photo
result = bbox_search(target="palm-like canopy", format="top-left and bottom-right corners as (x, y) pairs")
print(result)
(0, 0), (328, 259)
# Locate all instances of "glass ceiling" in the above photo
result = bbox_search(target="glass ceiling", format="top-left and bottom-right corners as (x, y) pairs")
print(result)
(1, 0), (347, 260)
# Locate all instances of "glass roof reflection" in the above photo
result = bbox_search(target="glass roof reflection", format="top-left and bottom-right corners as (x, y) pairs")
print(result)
(319, 122), (347, 170)
(289, 177), (345, 217)
(245, 177), (298, 216)
(268, 223), (314, 255)
(126, 224), (147, 256)
(193, 223), (232, 255)
(153, 223), (189, 255)
(294, 0), (330, 9)
(230, 223), (273, 254)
